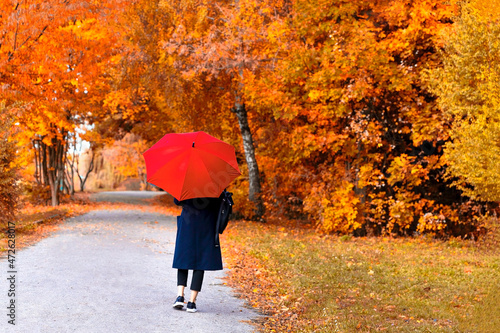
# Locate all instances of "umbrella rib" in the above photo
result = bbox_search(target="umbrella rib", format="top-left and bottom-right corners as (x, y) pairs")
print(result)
(202, 151), (241, 175)
(199, 152), (238, 189)
(199, 157), (222, 195)
(180, 150), (213, 198)
(147, 150), (191, 198)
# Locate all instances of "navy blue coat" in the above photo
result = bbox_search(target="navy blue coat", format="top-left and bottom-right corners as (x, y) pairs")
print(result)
(172, 195), (223, 271)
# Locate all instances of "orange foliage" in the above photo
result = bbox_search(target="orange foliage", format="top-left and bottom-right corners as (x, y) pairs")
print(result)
(1, 0), (128, 205)
(101, 0), (488, 237)
(241, 0), (486, 236)
(2, 0), (493, 236)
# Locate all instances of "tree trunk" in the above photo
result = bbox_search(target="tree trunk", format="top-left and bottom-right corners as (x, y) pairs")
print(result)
(77, 149), (95, 192)
(232, 102), (264, 218)
(32, 129), (68, 206)
(44, 131), (67, 206)
(49, 179), (59, 206)
(65, 134), (77, 196)
(33, 140), (40, 184)
(46, 143), (59, 206)
(143, 174), (151, 191)
(63, 173), (73, 195)
(41, 142), (48, 185)
(67, 170), (75, 195)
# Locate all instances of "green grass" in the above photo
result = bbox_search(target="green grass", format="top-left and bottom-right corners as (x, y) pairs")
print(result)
(225, 222), (500, 332)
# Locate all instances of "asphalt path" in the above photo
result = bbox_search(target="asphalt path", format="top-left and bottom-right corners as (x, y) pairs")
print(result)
(1, 191), (259, 333)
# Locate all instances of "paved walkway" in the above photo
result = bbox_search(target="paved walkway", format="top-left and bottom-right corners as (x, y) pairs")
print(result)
(1, 192), (258, 332)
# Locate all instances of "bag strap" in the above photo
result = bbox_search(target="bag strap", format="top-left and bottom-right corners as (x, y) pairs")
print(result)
(215, 193), (225, 247)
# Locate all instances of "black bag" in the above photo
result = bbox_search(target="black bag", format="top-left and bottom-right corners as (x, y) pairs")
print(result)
(215, 190), (234, 247)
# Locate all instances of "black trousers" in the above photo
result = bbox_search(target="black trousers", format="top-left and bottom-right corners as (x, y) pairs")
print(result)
(177, 269), (205, 292)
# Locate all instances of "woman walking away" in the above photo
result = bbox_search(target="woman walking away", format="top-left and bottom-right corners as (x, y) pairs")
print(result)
(172, 194), (223, 313)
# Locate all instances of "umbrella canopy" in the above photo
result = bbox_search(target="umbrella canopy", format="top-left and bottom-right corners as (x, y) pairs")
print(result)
(142, 131), (241, 201)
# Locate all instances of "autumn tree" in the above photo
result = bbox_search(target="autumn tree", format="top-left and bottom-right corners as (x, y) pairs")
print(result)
(428, 0), (500, 202)
(0, 108), (18, 228)
(241, 0), (474, 235)
(114, 0), (489, 236)
(37, 0), (490, 236)
(1, 0), (69, 206)
(109, 0), (293, 218)
(1, 1), (127, 205)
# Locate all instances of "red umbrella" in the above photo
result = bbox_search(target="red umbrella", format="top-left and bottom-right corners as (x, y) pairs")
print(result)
(142, 131), (241, 201)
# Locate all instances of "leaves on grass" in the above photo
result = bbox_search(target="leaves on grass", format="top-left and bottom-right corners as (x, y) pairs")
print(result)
(222, 220), (500, 332)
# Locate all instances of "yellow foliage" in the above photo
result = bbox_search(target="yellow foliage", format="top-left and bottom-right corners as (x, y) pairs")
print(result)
(469, 0), (500, 22)
(387, 191), (424, 232)
(429, 1), (500, 201)
(387, 154), (439, 190)
(311, 181), (361, 233)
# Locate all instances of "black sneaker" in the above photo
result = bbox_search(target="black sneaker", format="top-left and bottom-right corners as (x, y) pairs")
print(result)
(173, 296), (184, 309)
(186, 301), (197, 313)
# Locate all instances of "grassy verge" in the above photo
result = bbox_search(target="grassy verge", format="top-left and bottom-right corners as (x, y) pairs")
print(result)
(222, 221), (500, 332)
(0, 202), (91, 254)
